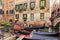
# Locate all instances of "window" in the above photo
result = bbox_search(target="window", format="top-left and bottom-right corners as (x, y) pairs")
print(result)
(0, 0), (2, 6)
(56, 13), (60, 18)
(15, 5), (18, 11)
(9, 1), (13, 6)
(30, 13), (34, 21)
(40, 13), (44, 19)
(15, 14), (19, 19)
(19, 4), (23, 12)
(10, 10), (14, 14)
(39, 0), (46, 9)
(23, 14), (27, 21)
(23, 3), (27, 11)
(57, 8), (59, 12)
(19, 4), (23, 11)
(0, 9), (4, 14)
(6, 3), (8, 7)
(30, 2), (35, 10)
(6, 10), (8, 14)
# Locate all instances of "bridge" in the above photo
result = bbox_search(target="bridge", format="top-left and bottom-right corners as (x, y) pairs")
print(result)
(53, 17), (60, 27)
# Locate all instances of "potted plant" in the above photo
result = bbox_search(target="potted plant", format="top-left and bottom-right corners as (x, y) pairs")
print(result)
(1, 22), (9, 26)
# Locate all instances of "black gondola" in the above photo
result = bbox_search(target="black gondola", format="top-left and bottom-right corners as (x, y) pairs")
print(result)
(25, 26), (44, 30)
(34, 31), (58, 36)
(22, 38), (40, 40)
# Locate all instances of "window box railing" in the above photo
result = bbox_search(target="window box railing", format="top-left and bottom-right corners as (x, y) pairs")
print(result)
(40, 6), (45, 9)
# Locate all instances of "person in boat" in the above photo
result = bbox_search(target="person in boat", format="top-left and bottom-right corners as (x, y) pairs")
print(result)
(9, 19), (14, 25)
(15, 19), (18, 23)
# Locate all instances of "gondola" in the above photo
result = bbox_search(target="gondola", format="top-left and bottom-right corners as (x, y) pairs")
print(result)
(22, 38), (40, 40)
(25, 26), (44, 30)
(14, 30), (31, 35)
(34, 31), (58, 36)
(15, 30), (32, 39)
(19, 30), (31, 35)
(18, 30), (40, 40)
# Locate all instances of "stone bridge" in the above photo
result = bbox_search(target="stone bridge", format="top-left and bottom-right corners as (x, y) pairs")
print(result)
(53, 17), (60, 27)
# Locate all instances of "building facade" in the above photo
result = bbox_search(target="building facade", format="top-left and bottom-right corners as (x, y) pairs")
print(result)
(0, 0), (4, 22)
(15, 0), (51, 25)
(2, 0), (15, 22)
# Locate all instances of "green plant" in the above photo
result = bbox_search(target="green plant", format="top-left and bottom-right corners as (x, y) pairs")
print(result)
(1, 22), (9, 26)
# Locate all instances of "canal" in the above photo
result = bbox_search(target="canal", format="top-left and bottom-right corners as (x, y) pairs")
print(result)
(22, 28), (59, 40)
(23, 32), (58, 40)
(31, 33), (58, 40)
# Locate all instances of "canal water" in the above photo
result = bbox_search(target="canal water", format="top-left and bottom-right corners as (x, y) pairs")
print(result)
(22, 32), (59, 40)
(30, 28), (59, 40)
(31, 33), (58, 40)
(22, 30), (59, 40)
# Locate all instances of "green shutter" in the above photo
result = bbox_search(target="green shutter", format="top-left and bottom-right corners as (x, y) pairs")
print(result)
(39, 0), (41, 7)
(0, 0), (2, 2)
(44, 0), (46, 7)
(0, 0), (2, 5)
(18, 4), (20, 11)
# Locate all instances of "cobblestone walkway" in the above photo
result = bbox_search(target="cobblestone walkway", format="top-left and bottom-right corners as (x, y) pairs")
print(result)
(0, 32), (16, 40)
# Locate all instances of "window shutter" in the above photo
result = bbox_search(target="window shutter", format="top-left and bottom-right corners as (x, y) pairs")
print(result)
(39, 0), (41, 7)
(44, 0), (46, 7)
(18, 4), (20, 11)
